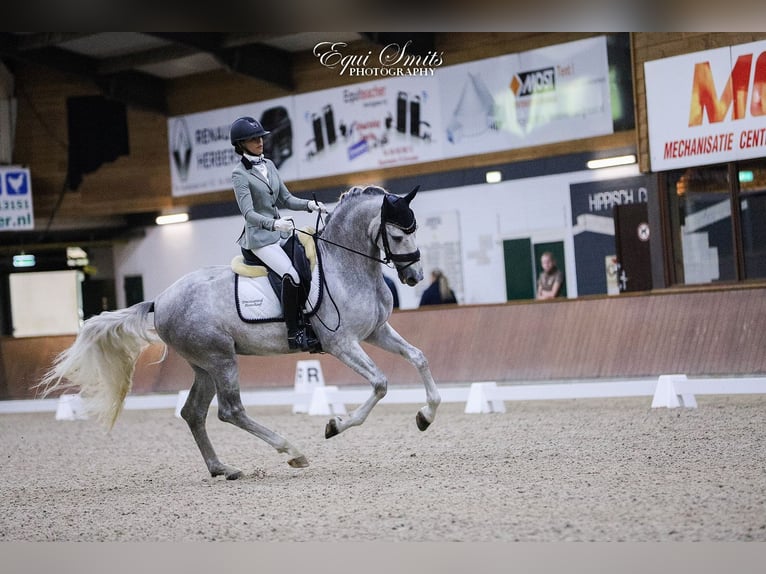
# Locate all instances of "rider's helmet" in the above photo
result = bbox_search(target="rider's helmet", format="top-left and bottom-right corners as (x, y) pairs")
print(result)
(230, 116), (270, 147)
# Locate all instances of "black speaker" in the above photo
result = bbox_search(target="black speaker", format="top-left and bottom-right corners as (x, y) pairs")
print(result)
(66, 95), (129, 191)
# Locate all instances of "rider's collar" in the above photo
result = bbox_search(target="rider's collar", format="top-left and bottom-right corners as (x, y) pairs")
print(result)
(242, 154), (265, 169)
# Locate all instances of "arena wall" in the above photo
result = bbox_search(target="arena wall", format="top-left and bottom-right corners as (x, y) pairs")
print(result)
(3, 285), (764, 400)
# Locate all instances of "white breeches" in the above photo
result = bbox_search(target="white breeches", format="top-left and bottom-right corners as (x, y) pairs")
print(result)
(251, 242), (300, 283)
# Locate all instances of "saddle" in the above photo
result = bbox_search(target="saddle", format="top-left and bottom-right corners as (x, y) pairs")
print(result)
(231, 229), (323, 353)
(238, 234), (315, 303)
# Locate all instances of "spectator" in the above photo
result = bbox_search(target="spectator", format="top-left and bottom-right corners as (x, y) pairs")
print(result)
(419, 269), (457, 306)
(383, 275), (400, 309)
(536, 251), (564, 300)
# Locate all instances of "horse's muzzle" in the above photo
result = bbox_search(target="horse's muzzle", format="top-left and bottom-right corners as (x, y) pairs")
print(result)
(399, 266), (423, 286)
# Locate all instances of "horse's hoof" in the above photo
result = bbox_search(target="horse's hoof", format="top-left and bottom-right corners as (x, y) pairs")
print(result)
(325, 418), (340, 439)
(416, 411), (431, 431)
(288, 455), (309, 468)
(211, 465), (243, 480)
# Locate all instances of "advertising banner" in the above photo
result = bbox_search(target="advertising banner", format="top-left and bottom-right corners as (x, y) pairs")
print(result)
(0, 166), (33, 231)
(438, 36), (613, 158)
(168, 97), (297, 197)
(294, 76), (443, 179)
(169, 36), (612, 196)
(645, 40), (766, 171)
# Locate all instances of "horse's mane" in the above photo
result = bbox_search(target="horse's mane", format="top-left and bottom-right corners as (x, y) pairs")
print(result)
(325, 185), (389, 225)
(338, 185), (388, 202)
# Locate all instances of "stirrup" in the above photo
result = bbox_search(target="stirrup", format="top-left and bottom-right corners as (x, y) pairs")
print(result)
(288, 328), (319, 352)
(288, 329), (309, 351)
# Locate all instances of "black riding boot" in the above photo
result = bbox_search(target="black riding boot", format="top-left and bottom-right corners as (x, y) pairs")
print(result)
(281, 277), (317, 351)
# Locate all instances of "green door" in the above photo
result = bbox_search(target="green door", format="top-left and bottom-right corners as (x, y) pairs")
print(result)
(503, 238), (534, 300)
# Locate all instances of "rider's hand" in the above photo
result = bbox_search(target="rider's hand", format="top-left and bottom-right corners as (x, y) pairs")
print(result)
(273, 218), (294, 232)
(308, 200), (328, 213)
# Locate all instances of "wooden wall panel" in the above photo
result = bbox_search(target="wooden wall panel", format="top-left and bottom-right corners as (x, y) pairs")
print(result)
(3, 286), (764, 400)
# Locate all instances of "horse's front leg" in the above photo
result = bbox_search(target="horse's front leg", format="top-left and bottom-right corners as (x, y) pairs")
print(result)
(366, 322), (441, 431)
(325, 340), (388, 439)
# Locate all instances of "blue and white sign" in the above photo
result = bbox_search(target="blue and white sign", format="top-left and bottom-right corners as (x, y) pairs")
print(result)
(0, 167), (33, 231)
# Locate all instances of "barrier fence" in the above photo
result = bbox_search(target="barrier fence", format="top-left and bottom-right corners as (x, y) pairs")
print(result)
(2, 374), (765, 420)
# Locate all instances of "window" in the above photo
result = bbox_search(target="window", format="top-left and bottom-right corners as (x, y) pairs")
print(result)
(666, 165), (734, 285)
(664, 158), (766, 285)
(737, 160), (766, 280)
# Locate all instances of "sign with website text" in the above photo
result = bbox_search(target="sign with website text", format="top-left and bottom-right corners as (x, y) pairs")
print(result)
(168, 36), (612, 196)
(0, 166), (33, 231)
(645, 40), (766, 171)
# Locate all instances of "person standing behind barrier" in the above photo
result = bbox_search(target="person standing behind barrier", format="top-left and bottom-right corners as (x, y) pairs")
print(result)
(419, 269), (457, 306)
(230, 116), (328, 350)
(536, 251), (564, 300)
(383, 274), (400, 309)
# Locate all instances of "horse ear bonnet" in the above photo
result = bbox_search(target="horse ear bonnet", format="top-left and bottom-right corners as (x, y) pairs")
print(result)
(382, 194), (416, 232)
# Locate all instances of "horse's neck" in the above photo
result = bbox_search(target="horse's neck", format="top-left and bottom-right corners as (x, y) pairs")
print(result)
(320, 201), (382, 276)
(323, 202), (380, 256)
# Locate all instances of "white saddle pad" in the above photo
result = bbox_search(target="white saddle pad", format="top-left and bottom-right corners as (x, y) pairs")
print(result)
(234, 265), (322, 323)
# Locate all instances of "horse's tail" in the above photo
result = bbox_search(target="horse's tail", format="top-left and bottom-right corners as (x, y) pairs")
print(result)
(36, 301), (161, 429)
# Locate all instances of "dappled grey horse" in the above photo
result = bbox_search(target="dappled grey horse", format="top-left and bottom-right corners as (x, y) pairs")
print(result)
(39, 185), (441, 479)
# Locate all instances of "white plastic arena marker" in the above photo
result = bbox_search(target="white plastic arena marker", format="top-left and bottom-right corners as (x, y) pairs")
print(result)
(293, 359), (326, 414)
(55, 393), (89, 421)
(651, 374), (697, 408)
(308, 386), (347, 416)
(464, 382), (505, 414)
(174, 390), (190, 418)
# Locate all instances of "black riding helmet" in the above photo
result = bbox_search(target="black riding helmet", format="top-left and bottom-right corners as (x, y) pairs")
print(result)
(230, 116), (270, 146)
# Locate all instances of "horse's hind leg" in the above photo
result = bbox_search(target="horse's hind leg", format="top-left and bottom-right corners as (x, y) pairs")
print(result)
(213, 359), (309, 469)
(180, 367), (243, 480)
(366, 322), (441, 431)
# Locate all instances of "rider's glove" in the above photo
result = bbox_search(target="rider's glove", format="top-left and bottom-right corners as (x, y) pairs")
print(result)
(273, 218), (294, 232)
(308, 200), (328, 213)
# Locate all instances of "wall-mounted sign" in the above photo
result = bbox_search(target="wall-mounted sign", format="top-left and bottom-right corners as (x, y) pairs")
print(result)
(645, 40), (766, 171)
(0, 166), (33, 231)
(168, 36), (613, 197)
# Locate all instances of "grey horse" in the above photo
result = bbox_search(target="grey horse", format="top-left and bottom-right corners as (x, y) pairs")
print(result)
(39, 185), (441, 479)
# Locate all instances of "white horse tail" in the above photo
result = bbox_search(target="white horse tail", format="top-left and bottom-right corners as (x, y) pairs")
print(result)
(37, 301), (161, 429)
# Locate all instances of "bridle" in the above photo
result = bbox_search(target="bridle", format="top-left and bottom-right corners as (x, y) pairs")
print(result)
(375, 207), (421, 271)
(298, 195), (421, 272)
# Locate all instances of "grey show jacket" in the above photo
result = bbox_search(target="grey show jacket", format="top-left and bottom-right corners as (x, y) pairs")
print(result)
(232, 157), (311, 250)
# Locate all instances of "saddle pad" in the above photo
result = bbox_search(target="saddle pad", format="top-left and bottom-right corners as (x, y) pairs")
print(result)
(234, 263), (322, 323)
(235, 275), (283, 322)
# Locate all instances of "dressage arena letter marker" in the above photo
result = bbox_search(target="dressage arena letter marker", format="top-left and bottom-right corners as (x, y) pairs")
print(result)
(308, 386), (347, 416)
(55, 393), (89, 421)
(293, 360), (326, 414)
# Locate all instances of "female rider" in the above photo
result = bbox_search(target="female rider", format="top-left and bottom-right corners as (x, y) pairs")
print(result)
(230, 116), (327, 351)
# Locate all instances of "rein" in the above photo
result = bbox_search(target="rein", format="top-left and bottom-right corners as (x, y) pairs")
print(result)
(296, 197), (421, 270)
(293, 192), (420, 335)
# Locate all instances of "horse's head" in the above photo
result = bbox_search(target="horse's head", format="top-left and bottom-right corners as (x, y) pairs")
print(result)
(380, 186), (423, 286)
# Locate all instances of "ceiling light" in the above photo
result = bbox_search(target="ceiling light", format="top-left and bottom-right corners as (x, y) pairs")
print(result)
(586, 154), (637, 169)
(485, 170), (502, 183)
(13, 254), (36, 268)
(156, 213), (189, 225)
